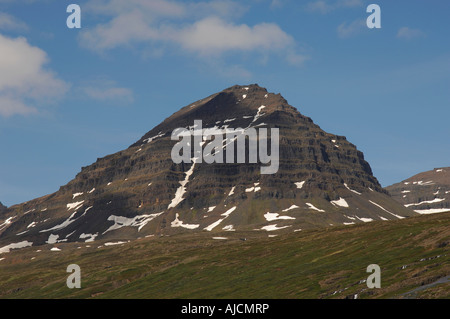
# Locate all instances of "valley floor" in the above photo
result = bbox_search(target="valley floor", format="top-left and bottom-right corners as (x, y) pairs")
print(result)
(0, 212), (448, 299)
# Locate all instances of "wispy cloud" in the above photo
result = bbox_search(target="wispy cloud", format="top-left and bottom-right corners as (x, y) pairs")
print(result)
(397, 27), (425, 40)
(0, 33), (68, 117)
(337, 19), (366, 38)
(80, 79), (134, 104)
(306, 0), (363, 14)
(79, 0), (306, 66)
(0, 12), (28, 31)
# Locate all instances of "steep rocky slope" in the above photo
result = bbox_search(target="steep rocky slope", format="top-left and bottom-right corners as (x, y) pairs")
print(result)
(0, 202), (6, 214)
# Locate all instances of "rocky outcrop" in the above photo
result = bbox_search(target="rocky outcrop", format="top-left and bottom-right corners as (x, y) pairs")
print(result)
(0, 202), (6, 214)
(386, 167), (450, 214)
(0, 84), (416, 249)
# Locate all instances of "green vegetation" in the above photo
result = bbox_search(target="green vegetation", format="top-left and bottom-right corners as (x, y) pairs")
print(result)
(0, 213), (448, 299)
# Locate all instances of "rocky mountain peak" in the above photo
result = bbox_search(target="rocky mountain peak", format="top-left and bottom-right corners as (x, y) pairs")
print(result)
(131, 84), (296, 148)
(0, 85), (416, 250)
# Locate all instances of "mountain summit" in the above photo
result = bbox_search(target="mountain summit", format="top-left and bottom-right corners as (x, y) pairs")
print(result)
(0, 84), (415, 250)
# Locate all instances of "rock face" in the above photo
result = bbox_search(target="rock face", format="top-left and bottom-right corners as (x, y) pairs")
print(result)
(0, 202), (6, 214)
(0, 84), (415, 249)
(385, 167), (450, 214)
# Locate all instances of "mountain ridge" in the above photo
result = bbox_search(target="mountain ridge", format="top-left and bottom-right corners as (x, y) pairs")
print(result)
(386, 167), (450, 214)
(1, 84), (416, 252)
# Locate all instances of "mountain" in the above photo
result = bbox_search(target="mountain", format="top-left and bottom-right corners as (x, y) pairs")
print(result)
(0, 202), (6, 214)
(0, 84), (415, 251)
(385, 167), (450, 214)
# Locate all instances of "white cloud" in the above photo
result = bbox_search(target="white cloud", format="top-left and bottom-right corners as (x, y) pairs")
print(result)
(79, 0), (306, 66)
(397, 27), (425, 40)
(337, 19), (366, 38)
(81, 80), (134, 104)
(0, 12), (28, 31)
(0, 34), (68, 117)
(171, 17), (294, 55)
(80, 11), (161, 51)
(306, 0), (363, 14)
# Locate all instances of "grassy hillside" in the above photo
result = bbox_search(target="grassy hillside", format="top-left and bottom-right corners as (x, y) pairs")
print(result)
(0, 212), (448, 299)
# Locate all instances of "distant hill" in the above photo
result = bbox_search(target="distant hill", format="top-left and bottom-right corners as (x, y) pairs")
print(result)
(386, 167), (450, 214)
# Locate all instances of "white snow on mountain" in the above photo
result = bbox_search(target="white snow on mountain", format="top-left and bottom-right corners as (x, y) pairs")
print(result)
(264, 212), (295, 222)
(330, 198), (349, 208)
(0, 241), (33, 254)
(168, 158), (198, 209)
(306, 203), (325, 212)
(171, 213), (199, 229)
(404, 198), (445, 207)
(295, 181), (305, 189)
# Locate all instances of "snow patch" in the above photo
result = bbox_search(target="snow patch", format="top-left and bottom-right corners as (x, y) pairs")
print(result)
(204, 206), (237, 231)
(104, 212), (164, 234)
(331, 198), (349, 208)
(0, 217), (15, 231)
(344, 183), (361, 195)
(104, 241), (126, 246)
(264, 212), (295, 222)
(46, 234), (67, 244)
(41, 206), (92, 233)
(414, 208), (450, 215)
(250, 105), (266, 124)
(282, 205), (299, 212)
(260, 224), (291, 232)
(27, 222), (37, 229)
(222, 225), (235, 231)
(143, 132), (164, 144)
(245, 183), (261, 193)
(404, 198), (445, 207)
(168, 158), (198, 209)
(356, 216), (374, 223)
(369, 200), (404, 219)
(306, 203), (325, 212)
(295, 181), (305, 189)
(0, 241), (33, 254)
(67, 200), (84, 211)
(79, 233), (98, 242)
(72, 192), (83, 199)
(171, 213), (199, 230)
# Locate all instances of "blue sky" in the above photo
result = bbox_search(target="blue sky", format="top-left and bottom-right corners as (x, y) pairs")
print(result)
(0, 0), (449, 206)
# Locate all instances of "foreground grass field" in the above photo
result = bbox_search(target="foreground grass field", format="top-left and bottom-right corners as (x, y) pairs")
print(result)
(0, 212), (448, 299)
